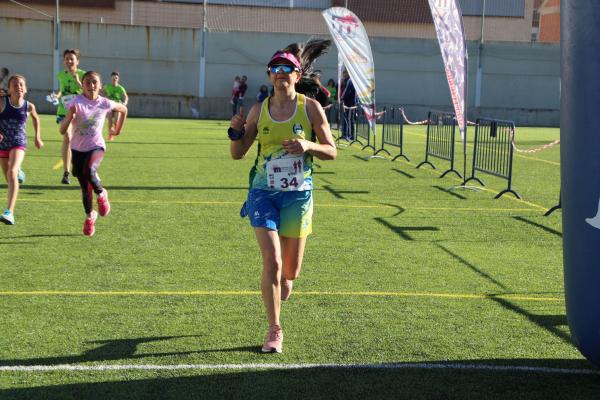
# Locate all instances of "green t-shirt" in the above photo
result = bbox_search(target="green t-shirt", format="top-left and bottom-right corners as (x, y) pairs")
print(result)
(103, 83), (127, 103)
(57, 69), (85, 116)
(326, 85), (337, 102)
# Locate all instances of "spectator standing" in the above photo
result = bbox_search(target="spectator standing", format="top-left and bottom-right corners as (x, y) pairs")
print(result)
(234, 75), (248, 116)
(230, 76), (241, 105)
(325, 78), (337, 124)
(256, 85), (269, 103)
(341, 70), (357, 140)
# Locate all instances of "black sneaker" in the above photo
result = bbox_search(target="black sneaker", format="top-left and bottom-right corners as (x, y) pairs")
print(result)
(61, 171), (71, 184)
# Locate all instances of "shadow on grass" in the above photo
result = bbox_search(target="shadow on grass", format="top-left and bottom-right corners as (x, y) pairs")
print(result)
(34, 139), (216, 145)
(1, 359), (598, 400)
(0, 336), (255, 367)
(392, 168), (415, 179)
(351, 155), (370, 162)
(321, 185), (370, 200)
(374, 217), (439, 241)
(4, 185), (248, 191)
(489, 297), (572, 346)
(512, 216), (562, 237)
(381, 203), (406, 217)
(432, 185), (467, 200)
(433, 243), (572, 345)
(0, 184), (79, 191)
(434, 243), (509, 291)
(0, 234), (80, 239)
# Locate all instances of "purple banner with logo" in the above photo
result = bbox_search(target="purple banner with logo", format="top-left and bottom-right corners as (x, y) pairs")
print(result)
(322, 7), (377, 137)
(428, 0), (468, 140)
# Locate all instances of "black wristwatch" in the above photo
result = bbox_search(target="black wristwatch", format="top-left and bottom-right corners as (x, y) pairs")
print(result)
(228, 127), (245, 141)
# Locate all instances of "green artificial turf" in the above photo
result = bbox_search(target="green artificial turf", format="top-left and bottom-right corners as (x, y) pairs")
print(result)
(1, 115), (597, 399)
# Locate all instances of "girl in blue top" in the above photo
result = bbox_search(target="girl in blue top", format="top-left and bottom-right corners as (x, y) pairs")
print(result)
(0, 75), (43, 225)
(229, 39), (336, 353)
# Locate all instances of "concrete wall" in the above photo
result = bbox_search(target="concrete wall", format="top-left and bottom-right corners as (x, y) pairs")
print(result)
(0, 17), (559, 125)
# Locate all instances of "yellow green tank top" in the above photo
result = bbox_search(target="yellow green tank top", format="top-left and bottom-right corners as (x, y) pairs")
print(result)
(249, 93), (315, 191)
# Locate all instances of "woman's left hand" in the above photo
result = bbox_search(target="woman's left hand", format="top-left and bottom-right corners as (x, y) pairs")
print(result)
(282, 139), (312, 155)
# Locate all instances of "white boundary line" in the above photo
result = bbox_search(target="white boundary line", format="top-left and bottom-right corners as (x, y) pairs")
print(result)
(0, 362), (597, 375)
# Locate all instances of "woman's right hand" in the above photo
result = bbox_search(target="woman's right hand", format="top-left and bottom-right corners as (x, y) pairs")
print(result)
(230, 113), (246, 131)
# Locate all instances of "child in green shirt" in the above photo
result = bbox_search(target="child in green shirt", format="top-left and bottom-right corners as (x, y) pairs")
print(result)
(53, 49), (85, 184)
(102, 72), (128, 141)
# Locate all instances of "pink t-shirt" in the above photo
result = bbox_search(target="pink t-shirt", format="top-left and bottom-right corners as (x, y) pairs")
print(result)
(68, 95), (116, 152)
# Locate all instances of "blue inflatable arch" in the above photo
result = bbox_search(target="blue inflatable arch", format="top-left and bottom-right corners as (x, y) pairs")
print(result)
(561, 0), (600, 367)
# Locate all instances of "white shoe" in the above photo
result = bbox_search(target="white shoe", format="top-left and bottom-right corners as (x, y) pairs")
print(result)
(0, 209), (14, 225)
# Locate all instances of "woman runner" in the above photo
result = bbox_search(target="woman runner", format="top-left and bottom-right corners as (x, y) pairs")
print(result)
(228, 39), (336, 353)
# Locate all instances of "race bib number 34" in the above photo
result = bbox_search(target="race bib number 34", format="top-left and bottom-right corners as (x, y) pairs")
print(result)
(267, 155), (305, 191)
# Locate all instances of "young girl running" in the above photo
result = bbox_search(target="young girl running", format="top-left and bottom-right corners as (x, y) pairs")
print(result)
(55, 49), (85, 184)
(229, 39), (336, 353)
(60, 71), (127, 236)
(0, 75), (43, 225)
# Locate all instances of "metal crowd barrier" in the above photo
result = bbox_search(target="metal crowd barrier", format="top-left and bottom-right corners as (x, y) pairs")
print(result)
(416, 110), (462, 178)
(374, 106), (409, 161)
(464, 118), (521, 199)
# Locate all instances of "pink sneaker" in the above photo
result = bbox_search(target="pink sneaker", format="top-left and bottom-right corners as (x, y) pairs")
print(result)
(281, 279), (293, 301)
(261, 325), (283, 353)
(97, 190), (110, 217)
(83, 215), (96, 236)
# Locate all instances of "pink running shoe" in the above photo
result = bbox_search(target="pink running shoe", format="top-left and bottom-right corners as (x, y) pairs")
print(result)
(83, 216), (96, 236)
(261, 325), (283, 353)
(281, 278), (293, 301)
(97, 190), (111, 217)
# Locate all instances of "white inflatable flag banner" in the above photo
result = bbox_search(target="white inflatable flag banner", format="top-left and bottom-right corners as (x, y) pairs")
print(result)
(428, 0), (468, 140)
(322, 7), (377, 137)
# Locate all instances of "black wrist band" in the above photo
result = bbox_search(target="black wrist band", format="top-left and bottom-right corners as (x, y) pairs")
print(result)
(228, 127), (245, 141)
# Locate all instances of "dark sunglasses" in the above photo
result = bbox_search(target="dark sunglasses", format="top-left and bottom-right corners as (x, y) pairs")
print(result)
(267, 65), (299, 74)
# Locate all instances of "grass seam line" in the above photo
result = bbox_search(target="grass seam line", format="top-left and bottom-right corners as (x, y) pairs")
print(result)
(15, 198), (542, 213)
(0, 290), (563, 302)
(0, 363), (596, 375)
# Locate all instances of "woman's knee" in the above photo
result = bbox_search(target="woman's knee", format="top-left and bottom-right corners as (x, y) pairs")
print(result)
(262, 254), (282, 273)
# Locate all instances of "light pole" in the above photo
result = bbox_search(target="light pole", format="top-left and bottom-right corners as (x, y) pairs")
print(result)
(474, 0), (485, 107)
(198, 0), (207, 98)
(52, 0), (61, 92)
